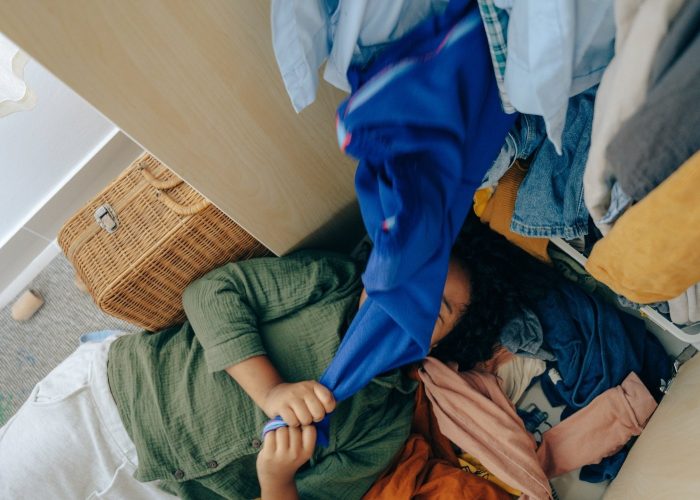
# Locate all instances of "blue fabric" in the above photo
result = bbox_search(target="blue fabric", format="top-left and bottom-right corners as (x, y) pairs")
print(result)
(510, 87), (596, 239)
(79, 330), (124, 344)
(499, 306), (555, 361)
(538, 281), (671, 411)
(502, 0), (615, 154)
(599, 182), (633, 226)
(315, 0), (515, 443)
(536, 280), (672, 483)
(579, 447), (630, 484)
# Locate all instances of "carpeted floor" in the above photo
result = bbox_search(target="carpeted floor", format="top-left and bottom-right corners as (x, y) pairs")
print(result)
(0, 255), (137, 426)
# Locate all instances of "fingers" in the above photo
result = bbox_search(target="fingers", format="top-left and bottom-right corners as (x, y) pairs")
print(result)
(288, 424), (301, 456)
(262, 426), (276, 454)
(312, 383), (336, 414)
(268, 381), (336, 427)
(257, 426), (315, 482)
(289, 399), (314, 426)
(263, 427), (313, 457)
(278, 406), (300, 427)
(301, 424), (317, 454)
(304, 393), (326, 423)
(274, 426), (289, 451)
(284, 426), (316, 461)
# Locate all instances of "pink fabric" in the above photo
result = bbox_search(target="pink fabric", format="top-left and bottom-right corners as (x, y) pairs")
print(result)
(420, 357), (658, 500)
(536, 371), (657, 478)
(420, 357), (552, 500)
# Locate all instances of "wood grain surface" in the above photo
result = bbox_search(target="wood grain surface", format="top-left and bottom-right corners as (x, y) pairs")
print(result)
(0, 0), (362, 254)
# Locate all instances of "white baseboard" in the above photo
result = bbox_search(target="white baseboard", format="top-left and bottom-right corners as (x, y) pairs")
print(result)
(0, 240), (61, 310)
(0, 131), (143, 312)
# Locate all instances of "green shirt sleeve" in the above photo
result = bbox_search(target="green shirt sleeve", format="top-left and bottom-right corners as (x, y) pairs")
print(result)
(182, 250), (360, 373)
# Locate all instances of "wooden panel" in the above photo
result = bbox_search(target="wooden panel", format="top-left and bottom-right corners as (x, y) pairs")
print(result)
(0, 0), (361, 255)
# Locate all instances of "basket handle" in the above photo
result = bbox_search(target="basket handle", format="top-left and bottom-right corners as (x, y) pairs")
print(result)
(140, 164), (185, 190)
(156, 190), (210, 216)
(140, 161), (211, 216)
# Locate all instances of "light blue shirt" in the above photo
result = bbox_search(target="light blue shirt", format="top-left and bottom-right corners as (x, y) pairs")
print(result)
(271, 0), (447, 112)
(501, 0), (615, 153)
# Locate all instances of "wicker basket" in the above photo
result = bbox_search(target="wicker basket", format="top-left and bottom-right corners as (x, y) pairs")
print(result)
(58, 153), (269, 331)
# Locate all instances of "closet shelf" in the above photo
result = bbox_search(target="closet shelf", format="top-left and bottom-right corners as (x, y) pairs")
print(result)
(549, 237), (700, 346)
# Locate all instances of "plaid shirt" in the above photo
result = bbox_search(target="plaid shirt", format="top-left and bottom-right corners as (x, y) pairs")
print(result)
(477, 0), (516, 114)
(108, 251), (415, 500)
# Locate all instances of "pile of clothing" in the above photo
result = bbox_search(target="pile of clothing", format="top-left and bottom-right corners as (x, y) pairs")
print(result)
(472, 0), (700, 326)
(273, 0), (700, 332)
(363, 275), (673, 497)
(271, 0), (689, 494)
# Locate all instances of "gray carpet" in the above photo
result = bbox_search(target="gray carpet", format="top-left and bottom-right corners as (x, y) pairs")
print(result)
(0, 255), (137, 425)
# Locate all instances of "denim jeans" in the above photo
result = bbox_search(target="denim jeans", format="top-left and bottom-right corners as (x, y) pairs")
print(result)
(510, 87), (596, 239)
(479, 88), (596, 239)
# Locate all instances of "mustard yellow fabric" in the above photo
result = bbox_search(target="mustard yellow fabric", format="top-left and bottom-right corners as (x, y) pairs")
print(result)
(473, 185), (495, 218)
(475, 161), (551, 263)
(458, 453), (523, 497)
(586, 150), (700, 303)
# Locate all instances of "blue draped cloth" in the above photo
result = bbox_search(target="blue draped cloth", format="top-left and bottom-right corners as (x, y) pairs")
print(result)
(313, 0), (515, 444)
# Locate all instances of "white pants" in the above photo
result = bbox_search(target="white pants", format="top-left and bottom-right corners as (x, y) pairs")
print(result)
(0, 337), (175, 499)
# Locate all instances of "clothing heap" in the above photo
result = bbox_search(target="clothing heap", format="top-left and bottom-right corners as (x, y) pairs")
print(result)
(271, 0), (686, 494)
(363, 276), (672, 498)
(473, 0), (700, 326)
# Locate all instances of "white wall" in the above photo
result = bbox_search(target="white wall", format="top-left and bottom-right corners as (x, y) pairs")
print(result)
(0, 32), (144, 309)
(0, 32), (116, 247)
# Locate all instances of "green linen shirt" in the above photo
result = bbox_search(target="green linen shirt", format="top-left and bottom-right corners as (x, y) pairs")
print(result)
(107, 250), (416, 499)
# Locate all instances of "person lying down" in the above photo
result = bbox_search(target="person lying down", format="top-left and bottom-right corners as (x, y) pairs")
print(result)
(0, 220), (557, 500)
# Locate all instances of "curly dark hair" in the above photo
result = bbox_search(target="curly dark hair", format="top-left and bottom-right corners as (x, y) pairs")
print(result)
(430, 213), (558, 371)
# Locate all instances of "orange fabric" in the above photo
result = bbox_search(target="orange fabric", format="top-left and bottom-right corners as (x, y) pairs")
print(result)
(477, 161), (551, 263)
(363, 370), (511, 500)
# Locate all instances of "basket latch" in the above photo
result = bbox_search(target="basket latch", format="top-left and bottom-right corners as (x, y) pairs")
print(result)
(94, 204), (119, 233)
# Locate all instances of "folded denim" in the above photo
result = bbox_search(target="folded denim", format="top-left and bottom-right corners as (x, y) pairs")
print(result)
(479, 88), (596, 240)
(510, 87), (596, 239)
(499, 306), (555, 362)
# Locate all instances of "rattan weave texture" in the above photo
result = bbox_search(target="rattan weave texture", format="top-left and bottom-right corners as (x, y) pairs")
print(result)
(58, 154), (269, 331)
